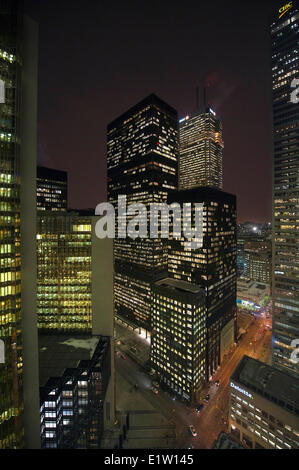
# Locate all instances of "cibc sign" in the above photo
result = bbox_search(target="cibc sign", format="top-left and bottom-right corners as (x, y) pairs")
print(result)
(278, 2), (293, 19)
(230, 381), (254, 400)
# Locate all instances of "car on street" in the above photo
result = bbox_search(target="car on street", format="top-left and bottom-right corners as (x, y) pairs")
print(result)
(151, 387), (159, 395)
(195, 404), (204, 413)
(189, 425), (197, 437)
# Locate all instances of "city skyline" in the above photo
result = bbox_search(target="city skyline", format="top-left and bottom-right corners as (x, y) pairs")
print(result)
(0, 0), (298, 453)
(23, 0), (285, 223)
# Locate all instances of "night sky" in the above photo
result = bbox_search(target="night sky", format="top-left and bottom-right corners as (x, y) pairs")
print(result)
(24, 0), (282, 222)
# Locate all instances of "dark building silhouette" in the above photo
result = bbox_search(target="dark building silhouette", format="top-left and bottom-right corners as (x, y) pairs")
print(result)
(107, 94), (179, 332)
(37, 166), (68, 212)
(0, 0), (40, 448)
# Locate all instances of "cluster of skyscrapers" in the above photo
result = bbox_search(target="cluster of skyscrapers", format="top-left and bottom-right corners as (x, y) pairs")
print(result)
(0, 0), (298, 450)
(107, 94), (237, 402)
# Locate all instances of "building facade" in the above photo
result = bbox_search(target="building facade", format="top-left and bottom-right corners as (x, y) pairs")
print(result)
(271, 1), (299, 375)
(167, 187), (237, 380)
(37, 166), (68, 212)
(229, 355), (299, 449)
(37, 212), (94, 333)
(179, 108), (223, 191)
(0, 0), (40, 448)
(244, 238), (272, 284)
(107, 94), (179, 331)
(150, 278), (206, 402)
(39, 335), (111, 449)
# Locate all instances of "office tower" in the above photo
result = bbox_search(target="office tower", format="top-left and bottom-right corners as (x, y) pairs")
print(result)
(179, 108), (223, 191)
(37, 211), (111, 334)
(244, 238), (272, 285)
(271, 1), (299, 375)
(37, 166), (68, 212)
(167, 187), (237, 380)
(107, 94), (179, 331)
(0, 0), (40, 449)
(39, 335), (111, 449)
(151, 278), (206, 402)
(229, 356), (299, 449)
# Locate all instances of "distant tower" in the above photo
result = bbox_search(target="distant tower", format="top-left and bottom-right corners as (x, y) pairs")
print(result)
(179, 94), (223, 190)
(37, 166), (68, 212)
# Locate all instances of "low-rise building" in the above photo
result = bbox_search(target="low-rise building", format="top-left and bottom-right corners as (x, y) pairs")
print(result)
(229, 355), (299, 449)
(237, 278), (270, 312)
(213, 431), (246, 449)
(39, 335), (111, 449)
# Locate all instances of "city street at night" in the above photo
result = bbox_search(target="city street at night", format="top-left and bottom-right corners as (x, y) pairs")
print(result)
(115, 313), (272, 449)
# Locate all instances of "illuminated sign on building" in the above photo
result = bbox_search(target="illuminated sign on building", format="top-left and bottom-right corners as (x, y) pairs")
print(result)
(230, 381), (253, 399)
(278, 2), (293, 19)
(179, 115), (189, 123)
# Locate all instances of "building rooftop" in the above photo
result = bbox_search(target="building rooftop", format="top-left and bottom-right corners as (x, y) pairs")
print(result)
(231, 356), (299, 416)
(39, 334), (102, 387)
(168, 186), (236, 205)
(107, 93), (178, 131)
(155, 277), (202, 294)
(213, 432), (246, 449)
(37, 166), (68, 182)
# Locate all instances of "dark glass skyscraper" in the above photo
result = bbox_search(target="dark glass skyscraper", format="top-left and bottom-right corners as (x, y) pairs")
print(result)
(167, 187), (237, 381)
(271, 1), (299, 376)
(0, 0), (40, 448)
(37, 166), (68, 212)
(107, 94), (179, 331)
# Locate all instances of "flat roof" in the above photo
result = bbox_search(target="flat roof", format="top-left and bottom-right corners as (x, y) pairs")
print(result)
(107, 93), (178, 131)
(168, 186), (236, 205)
(155, 277), (202, 294)
(213, 432), (245, 449)
(37, 166), (67, 182)
(231, 356), (299, 415)
(39, 335), (101, 387)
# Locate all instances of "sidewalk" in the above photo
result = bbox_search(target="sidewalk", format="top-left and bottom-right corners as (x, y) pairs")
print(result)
(115, 321), (150, 367)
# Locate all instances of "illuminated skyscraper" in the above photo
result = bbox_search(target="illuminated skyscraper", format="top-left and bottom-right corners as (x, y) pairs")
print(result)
(37, 166), (68, 212)
(271, 1), (299, 376)
(151, 278), (206, 402)
(107, 94), (179, 331)
(37, 211), (113, 335)
(167, 187), (237, 381)
(179, 108), (223, 190)
(244, 238), (272, 285)
(0, 0), (40, 448)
